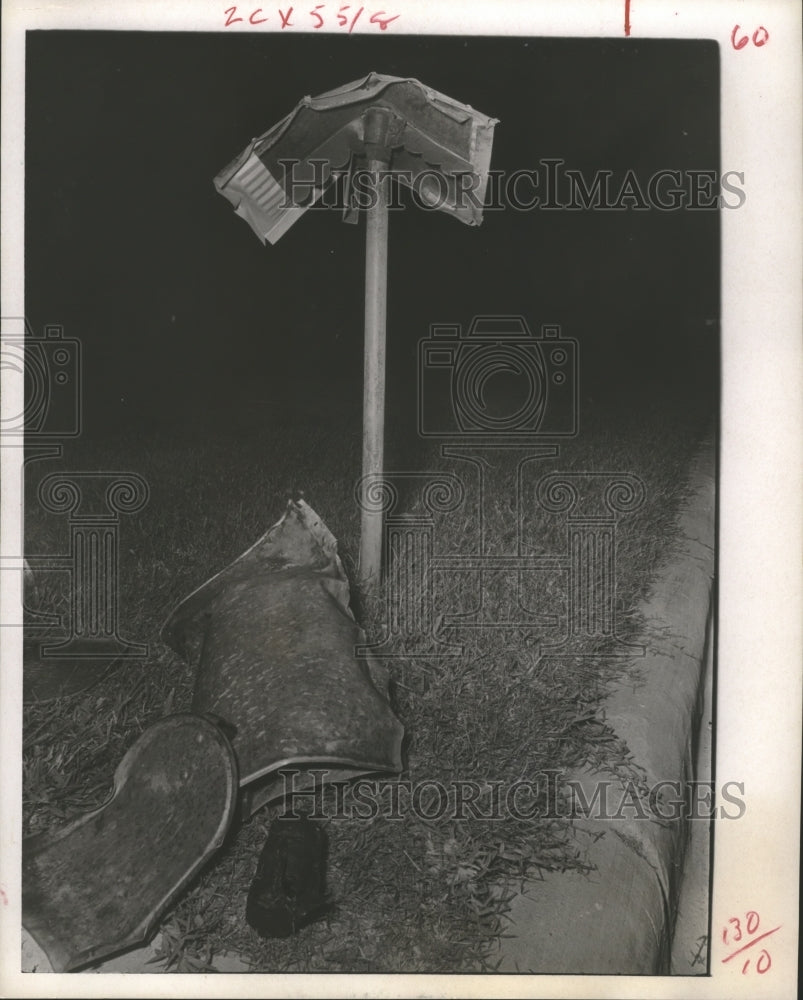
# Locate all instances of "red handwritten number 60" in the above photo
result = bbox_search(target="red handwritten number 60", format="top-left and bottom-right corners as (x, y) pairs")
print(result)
(732, 25), (769, 49)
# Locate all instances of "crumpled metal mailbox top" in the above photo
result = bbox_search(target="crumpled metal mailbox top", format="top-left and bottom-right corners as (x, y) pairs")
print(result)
(214, 71), (499, 243)
(162, 499), (404, 816)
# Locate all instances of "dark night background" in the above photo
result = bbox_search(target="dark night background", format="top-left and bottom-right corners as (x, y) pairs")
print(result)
(24, 32), (719, 438)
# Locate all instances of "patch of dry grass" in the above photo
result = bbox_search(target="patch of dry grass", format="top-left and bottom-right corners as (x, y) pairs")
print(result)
(22, 386), (712, 972)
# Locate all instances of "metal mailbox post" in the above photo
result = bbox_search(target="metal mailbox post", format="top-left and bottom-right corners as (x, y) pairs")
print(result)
(214, 73), (497, 585)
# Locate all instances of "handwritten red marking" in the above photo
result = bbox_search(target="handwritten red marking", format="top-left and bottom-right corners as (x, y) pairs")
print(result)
(369, 10), (399, 30)
(756, 950), (771, 974)
(624, 0), (631, 36)
(223, 3), (398, 30)
(732, 24), (770, 49)
(723, 915), (743, 944)
(731, 25), (749, 49)
(753, 26), (769, 46)
(338, 4), (364, 32)
(0, 887), (7, 906)
(722, 925), (781, 962)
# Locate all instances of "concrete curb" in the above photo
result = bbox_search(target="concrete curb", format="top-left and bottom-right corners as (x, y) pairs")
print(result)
(496, 437), (716, 974)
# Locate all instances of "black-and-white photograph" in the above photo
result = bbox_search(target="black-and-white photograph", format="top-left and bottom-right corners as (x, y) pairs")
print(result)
(1, 2), (800, 994)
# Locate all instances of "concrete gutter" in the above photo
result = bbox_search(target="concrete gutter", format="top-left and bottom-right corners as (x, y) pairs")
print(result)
(496, 436), (716, 974)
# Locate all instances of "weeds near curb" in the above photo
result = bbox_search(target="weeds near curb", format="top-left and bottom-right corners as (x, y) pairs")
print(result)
(22, 390), (712, 972)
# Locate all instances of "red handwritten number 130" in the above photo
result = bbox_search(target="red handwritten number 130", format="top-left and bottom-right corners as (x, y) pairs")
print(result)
(722, 911), (780, 975)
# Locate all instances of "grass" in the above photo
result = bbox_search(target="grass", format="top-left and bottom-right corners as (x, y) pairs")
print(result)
(21, 376), (714, 972)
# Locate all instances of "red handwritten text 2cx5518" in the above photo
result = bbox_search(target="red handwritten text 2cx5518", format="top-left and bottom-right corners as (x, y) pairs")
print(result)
(223, 5), (401, 31)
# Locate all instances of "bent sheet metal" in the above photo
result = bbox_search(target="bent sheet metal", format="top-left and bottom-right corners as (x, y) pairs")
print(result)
(22, 500), (403, 972)
(161, 498), (404, 816)
(214, 71), (498, 243)
(22, 714), (239, 972)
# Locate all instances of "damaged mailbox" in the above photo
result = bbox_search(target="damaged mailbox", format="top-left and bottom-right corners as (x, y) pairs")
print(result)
(162, 497), (405, 816)
(23, 499), (404, 971)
